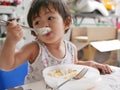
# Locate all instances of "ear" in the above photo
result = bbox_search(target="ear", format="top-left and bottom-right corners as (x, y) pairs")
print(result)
(64, 16), (71, 31)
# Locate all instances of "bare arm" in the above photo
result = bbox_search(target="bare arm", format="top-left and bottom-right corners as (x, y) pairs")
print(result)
(73, 46), (112, 74)
(73, 46), (90, 65)
(0, 21), (39, 71)
(0, 38), (17, 70)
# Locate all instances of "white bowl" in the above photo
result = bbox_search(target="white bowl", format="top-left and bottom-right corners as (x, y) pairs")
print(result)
(43, 64), (101, 90)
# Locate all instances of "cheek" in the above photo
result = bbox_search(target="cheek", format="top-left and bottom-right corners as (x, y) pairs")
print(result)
(52, 17), (65, 28)
(54, 26), (65, 35)
(53, 21), (66, 31)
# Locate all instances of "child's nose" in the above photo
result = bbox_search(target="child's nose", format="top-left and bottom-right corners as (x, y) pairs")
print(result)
(41, 20), (49, 27)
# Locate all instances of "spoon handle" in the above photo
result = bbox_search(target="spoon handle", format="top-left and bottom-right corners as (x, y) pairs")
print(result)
(0, 19), (38, 34)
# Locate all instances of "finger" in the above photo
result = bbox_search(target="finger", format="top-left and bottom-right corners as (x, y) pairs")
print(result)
(14, 25), (23, 35)
(101, 64), (112, 74)
(7, 24), (21, 33)
(15, 24), (22, 31)
(14, 30), (23, 41)
(105, 65), (112, 74)
(98, 65), (106, 74)
(8, 25), (23, 38)
(7, 18), (19, 26)
(7, 21), (17, 28)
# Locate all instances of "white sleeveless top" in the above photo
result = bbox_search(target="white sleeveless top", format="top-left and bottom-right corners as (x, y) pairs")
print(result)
(25, 40), (76, 84)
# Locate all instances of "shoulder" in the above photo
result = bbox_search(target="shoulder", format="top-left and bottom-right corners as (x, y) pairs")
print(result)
(21, 41), (40, 63)
(22, 41), (39, 49)
(20, 41), (39, 57)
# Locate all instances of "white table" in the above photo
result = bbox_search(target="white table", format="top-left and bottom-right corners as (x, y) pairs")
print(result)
(14, 66), (120, 90)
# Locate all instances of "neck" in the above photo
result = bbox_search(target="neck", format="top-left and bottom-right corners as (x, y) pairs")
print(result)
(44, 40), (66, 59)
(45, 40), (64, 49)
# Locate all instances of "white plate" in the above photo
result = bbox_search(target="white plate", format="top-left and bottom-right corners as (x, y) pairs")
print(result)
(43, 64), (101, 90)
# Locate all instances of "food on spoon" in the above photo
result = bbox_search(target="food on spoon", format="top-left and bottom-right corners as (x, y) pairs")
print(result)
(37, 27), (51, 35)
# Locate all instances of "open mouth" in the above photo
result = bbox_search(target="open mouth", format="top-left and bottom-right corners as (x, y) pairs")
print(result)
(44, 31), (51, 36)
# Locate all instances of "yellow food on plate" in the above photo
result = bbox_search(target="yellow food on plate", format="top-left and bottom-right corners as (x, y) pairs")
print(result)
(48, 69), (78, 79)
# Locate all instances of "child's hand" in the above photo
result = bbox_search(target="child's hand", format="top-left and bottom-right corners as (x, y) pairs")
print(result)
(6, 19), (23, 43)
(88, 61), (112, 74)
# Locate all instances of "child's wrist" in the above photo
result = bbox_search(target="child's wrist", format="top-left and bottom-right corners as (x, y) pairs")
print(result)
(5, 38), (18, 45)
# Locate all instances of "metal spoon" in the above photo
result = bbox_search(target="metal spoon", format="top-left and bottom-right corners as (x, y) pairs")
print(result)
(0, 19), (51, 36)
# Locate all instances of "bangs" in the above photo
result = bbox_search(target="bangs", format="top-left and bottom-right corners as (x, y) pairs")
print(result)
(31, 1), (60, 20)
(27, 0), (71, 28)
(32, 4), (55, 20)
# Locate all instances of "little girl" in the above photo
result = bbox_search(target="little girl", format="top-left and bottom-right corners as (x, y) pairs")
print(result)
(0, 0), (112, 84)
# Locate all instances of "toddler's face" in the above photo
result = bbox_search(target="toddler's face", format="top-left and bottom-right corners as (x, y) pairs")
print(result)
(32, 6), (68, 43)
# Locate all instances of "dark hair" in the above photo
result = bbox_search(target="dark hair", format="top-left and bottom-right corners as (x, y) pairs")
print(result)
(27, 0), (71, 28)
